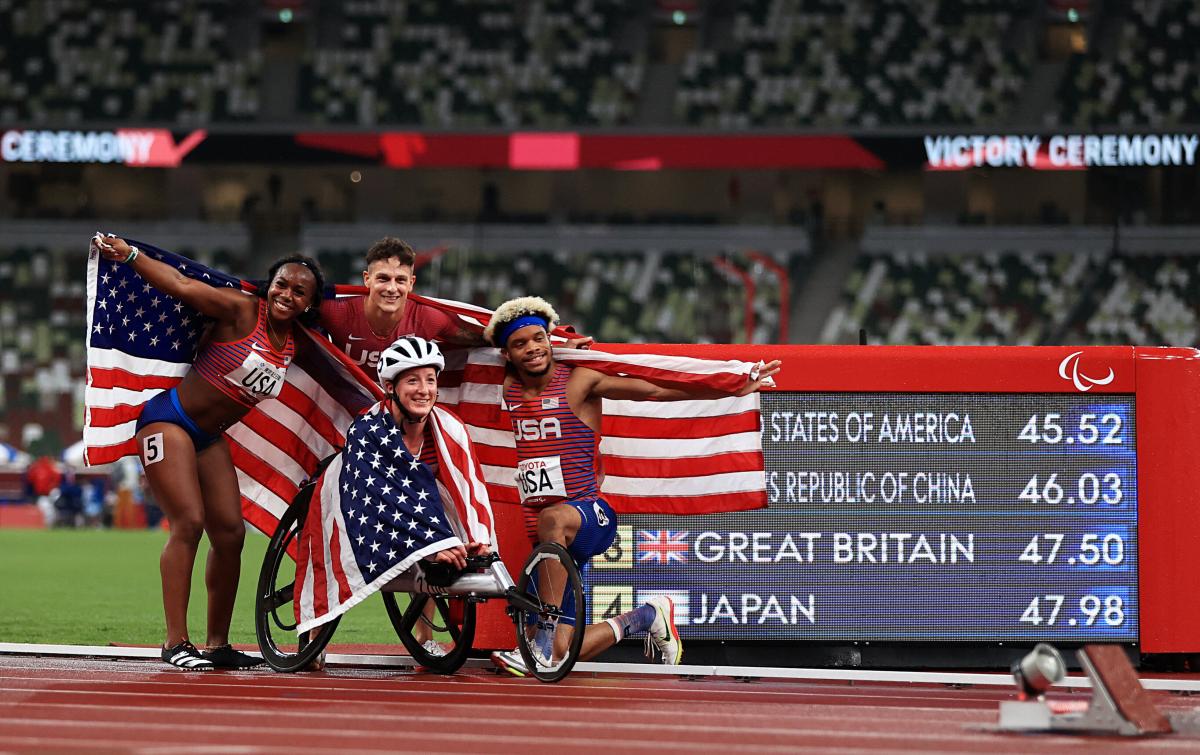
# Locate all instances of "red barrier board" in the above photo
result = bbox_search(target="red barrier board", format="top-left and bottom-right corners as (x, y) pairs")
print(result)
(483, 344), (1200, 653)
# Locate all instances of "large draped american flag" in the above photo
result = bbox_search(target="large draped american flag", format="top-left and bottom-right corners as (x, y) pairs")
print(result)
(83, 241), (768, 539)
(295, 402), (495, 632)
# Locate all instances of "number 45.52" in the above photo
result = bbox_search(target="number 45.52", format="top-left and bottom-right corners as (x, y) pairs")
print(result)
(1018, 413), (1123, 444)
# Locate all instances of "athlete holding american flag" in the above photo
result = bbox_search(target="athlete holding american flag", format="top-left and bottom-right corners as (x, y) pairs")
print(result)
(90, 233), (324, 671)
(486, 297), (781, 675)
(84, 237), (780, 677)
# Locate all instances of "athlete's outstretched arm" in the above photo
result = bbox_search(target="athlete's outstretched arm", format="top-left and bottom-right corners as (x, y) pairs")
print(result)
(579, 360), (781, 402)
(92, 234), (248, 322)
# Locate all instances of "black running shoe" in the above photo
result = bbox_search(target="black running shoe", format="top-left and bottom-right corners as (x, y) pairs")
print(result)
(201, 644), (266, 669)
(162, 640), (215, 671)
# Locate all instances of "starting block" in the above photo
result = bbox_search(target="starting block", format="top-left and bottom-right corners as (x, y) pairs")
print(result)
(999, 645), (1172, 737)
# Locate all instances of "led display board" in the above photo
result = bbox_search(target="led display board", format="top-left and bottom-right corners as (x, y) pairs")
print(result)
(590, 392), (1138, 642)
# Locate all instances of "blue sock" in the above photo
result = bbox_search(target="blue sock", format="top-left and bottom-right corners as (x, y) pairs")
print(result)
(607, 602), (657, 642)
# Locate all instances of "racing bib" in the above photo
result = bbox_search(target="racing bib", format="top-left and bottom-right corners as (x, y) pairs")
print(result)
(227, 351), (286, 401)
(515, 455), (567, 505)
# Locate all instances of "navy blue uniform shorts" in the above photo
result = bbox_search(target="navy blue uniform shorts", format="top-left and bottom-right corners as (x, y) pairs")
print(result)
(136, 387), (222, 452)
(554, 497), (617, 626)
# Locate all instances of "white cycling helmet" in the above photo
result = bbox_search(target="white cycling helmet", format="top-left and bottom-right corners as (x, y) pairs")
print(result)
(377, 336), (444, 386)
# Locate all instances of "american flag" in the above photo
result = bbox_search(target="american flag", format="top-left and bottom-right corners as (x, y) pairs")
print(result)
(85, 242), (769, 540)
(432, 345), (770, 516)
(84, 240), (381, 536)
(294, 403), (495, 632)
(637, 530), (690, 565)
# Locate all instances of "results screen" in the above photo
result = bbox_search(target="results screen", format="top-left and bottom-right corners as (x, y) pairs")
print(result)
(589, 393), (1138, 641)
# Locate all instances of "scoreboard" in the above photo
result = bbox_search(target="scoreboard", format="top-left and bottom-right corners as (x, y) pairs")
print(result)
(473, 343), (1200, 653)
(589, 392), (1138, 641)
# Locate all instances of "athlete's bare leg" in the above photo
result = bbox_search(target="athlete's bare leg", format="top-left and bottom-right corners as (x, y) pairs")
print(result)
(534, 504), (618, 660)
(196, 439), (243, 648)
(137, 423), (206, 648)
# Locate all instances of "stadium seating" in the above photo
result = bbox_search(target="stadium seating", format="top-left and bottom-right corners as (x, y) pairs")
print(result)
(298, 0), (644, 126)
(321, 246), (806, 344)
(1052, 0), (1200, 127)
(1067, 254), (1200, 345)
(822, 250), (1097, 345)
(825, 237), (1200, 347)
(0, 240), (800, 451)
(0, 0), (260, 124)
(0, 243), (239, 449)
(675, 0), (1031, 128)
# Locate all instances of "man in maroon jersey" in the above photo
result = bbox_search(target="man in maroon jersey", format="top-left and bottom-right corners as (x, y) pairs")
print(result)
(319, 237), (484, 372)
(318, 237), (485, 659)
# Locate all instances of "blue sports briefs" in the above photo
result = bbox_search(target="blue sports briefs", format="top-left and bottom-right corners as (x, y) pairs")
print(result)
(136, 387), (222, 452)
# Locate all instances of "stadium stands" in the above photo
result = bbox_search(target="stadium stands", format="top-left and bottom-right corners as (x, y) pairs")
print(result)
(0, 0), (260, 124)
(822, 249), (1096, 345)
(823, 226), (1200, 347)
(1068, 254), (1200, 345)
(319, 245), (806, 344)
(0, 223), (802, 453)
(1052, 0), (1200, 127)
(3, 0), (1185, 130)
(675, 0), (1032, 128)
(298, 0), (644, 126)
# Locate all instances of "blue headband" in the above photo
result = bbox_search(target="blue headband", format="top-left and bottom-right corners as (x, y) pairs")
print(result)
(498, 315), (549, 347)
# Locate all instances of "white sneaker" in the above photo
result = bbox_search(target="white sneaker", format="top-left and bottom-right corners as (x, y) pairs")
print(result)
(491, 648), (529, 677)
(421, 639), (446, 657)
(644, 596), (683, 665)
(491, 640), (555, 677)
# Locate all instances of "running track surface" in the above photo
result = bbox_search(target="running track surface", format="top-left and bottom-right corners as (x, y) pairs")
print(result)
(4, 655), (1200, 753)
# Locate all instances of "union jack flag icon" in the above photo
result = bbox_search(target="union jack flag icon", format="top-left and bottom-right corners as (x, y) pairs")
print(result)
(636, 530), (689, 565)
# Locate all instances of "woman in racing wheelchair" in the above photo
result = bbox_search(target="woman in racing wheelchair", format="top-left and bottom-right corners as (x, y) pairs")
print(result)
(257, 335), (589, 681)
(257, 335), (494, 672)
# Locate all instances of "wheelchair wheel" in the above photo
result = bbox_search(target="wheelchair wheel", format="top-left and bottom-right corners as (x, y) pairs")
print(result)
(513, 542), (585, 683)
(255, 484), (340, 672)
(383, 592), (477, 674)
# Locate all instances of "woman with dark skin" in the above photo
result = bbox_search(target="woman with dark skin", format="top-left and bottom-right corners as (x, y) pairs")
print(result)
(92, 234), (324, 669)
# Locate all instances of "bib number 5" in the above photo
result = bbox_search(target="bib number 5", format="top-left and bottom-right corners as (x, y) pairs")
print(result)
(143, 432), (165, 466)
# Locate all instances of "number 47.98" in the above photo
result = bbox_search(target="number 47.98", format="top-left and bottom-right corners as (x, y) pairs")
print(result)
(1019, 594), (1125, 626)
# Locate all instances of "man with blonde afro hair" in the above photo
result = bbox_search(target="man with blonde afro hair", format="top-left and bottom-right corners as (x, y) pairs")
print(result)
(486, 296), (780, 675)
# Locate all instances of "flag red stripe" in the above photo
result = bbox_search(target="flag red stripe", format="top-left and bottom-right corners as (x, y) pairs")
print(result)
(85, 438), (138, 466)
(603, 410), (761, 439)
(329, 518), (353, 603)
(608, 489), (766, 514)
(293, 499), (314, 622)
(603, 450), (764, 478)
(275, 384), (345, 452)
(88, 367), (181, 391)
(473, 444), (517, 468)
(242, 498), (286, 544)
(452, 406), (507, 429)
(227, 439), (304, 514)
(236, 408), (321, 476)
(560, 356), (749, 393)
(489, 485), (520, 505)
(88, 404), (148, 427)
(460, 363), (506, 384)
(307, 478), (330, 619)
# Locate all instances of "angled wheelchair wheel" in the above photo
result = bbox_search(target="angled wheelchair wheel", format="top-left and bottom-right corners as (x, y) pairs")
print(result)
(383, 592), (477, 674)
(255, 484), (340, 672)
(513, 542), (585, 683)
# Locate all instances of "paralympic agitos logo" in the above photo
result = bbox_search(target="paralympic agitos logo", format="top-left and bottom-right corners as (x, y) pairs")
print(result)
(1058, 351), (1115, 392)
